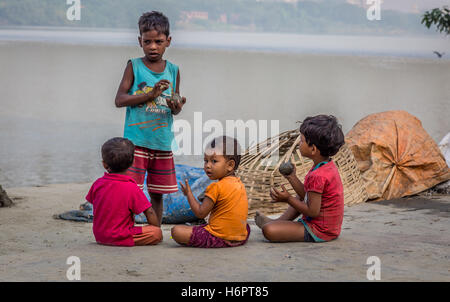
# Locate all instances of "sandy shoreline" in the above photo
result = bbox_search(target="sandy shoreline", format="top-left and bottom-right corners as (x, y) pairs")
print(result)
(0, 182), (449, 282)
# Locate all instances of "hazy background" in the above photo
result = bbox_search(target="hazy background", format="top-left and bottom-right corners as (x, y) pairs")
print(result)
(0, 0), (449, 188)
(1, 0), (450, 36)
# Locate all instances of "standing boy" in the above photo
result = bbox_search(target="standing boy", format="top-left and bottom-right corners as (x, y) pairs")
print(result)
(115, 11), (186, 224)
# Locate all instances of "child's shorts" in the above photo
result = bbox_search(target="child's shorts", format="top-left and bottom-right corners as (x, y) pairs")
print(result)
(187, 224), (251, 248)
(133, 225), (163, 246)
(298, 218), (326, 243)
(303, 228), (315, 242)
(126, 146), (178, 194)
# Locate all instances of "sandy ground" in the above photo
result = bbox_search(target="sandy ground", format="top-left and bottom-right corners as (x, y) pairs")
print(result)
(0, 182), (449, 282)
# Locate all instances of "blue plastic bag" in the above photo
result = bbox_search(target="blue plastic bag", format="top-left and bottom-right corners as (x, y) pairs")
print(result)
(136, 164), (212, 223)
(57, 164), (212, 224)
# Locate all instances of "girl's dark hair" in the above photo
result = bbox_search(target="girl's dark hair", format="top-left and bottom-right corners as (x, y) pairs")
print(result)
(299, 115), (345, 157)
(101, 137), (135, 173)
(138, 11), (170, 36)
(209, 136), (242, 169)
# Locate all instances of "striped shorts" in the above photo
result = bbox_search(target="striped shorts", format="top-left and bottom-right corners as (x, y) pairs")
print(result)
(126, 146), (178, 194)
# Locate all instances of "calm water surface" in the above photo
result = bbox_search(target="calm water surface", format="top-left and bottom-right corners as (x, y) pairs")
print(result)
(1, 29), (449, 188)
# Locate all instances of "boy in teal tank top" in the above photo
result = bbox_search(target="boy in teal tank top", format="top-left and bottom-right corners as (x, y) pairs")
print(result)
(114, 11), (186, 225)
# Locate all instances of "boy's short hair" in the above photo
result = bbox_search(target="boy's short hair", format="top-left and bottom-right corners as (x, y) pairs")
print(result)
(299, 115), (345, 157)
(138, 11), (170, 36)
(207, 136), (242, 169)
(101, 137), (135, 173)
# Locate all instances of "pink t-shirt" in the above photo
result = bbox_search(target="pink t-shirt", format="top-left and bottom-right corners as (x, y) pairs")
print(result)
(85, 173), (151, 246)
(303, 161), (344, 241)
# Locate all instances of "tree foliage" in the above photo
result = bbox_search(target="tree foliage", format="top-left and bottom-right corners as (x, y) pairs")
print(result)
(422, 6), (450, 35)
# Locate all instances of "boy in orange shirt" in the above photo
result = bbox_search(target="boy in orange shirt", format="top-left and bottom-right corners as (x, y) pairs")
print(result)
(171, 136), (250, 248)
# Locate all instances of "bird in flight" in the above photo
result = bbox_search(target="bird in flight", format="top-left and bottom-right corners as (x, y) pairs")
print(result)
(433, 51), (445, 58)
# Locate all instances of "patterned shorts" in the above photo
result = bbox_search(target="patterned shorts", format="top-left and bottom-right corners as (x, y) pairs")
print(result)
(126, 146), (178, 194)
(187, 224), (251, 248)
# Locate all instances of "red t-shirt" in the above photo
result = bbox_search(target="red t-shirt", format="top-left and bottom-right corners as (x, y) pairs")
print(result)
(303, 161), (344, 241)
(85, 173), (151, 246)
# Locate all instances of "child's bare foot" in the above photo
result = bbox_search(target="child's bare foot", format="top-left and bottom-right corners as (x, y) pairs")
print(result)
(255, 211), (273, 229)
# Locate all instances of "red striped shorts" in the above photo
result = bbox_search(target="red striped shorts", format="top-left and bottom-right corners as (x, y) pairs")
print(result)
(126, 146), (178, 194)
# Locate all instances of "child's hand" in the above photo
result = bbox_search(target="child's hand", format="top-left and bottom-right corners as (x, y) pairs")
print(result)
(167, 96), (186, 115)
(179, 179), (193, 196)
(149, 80), (170, 99)
(270, 185), (291, 203)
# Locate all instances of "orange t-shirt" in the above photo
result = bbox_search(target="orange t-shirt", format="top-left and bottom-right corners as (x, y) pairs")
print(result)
(204, 176), (249, 241)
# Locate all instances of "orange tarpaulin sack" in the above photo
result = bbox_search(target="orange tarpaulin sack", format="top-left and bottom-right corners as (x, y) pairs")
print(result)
(346, 110), (450, 201)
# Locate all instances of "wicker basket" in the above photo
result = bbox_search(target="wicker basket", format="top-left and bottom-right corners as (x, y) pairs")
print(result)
(236, 129), (368, 216)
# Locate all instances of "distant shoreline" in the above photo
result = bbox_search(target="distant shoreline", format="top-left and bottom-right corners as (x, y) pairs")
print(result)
(1, 27), (449, 59)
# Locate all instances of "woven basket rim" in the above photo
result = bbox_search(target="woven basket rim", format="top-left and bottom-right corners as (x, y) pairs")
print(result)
(237, 128), (368, 214)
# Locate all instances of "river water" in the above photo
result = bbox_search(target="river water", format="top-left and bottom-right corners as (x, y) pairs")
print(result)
(0, 28), (449, 187)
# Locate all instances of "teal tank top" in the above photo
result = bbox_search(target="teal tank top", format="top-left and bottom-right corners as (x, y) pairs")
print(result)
(123, 58), (179, 151)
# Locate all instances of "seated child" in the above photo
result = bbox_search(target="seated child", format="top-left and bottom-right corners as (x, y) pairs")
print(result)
(85, 137), (162, 246)
(171, 136), (250, 248)
(255, 115), (345, 243)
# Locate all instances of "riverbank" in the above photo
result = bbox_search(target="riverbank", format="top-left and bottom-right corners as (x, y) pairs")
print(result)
(0, 182), (448, 281)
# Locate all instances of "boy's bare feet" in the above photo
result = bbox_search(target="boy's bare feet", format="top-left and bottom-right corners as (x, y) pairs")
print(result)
(255, 211), (273, 229)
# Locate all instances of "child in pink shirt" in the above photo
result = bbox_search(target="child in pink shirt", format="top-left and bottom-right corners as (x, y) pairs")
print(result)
(255, 115), (345, 243)
(85, 137), (162, 246)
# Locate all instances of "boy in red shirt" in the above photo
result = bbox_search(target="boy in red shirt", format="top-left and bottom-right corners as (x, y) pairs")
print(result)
(255, 115), (345, 242)
(85, 137), (162, 246)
